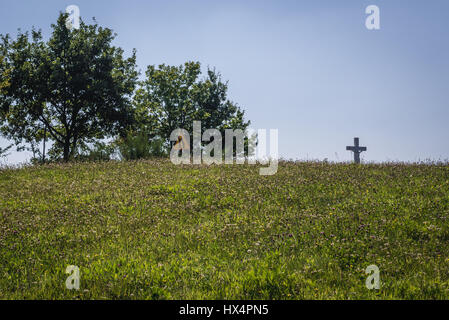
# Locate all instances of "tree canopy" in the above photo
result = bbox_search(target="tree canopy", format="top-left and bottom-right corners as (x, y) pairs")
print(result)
(0, 14), (251, 162)
(0, 13), (138, 161)
(133, 61), (250, 145)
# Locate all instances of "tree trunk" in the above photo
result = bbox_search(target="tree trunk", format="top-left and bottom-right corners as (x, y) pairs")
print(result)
(42, 127), (46, 163)
(63, 140), (70, 162)
(70, 135), (78, 158)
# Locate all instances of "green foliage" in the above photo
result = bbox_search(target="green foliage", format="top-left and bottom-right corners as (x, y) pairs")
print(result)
(76, 141), (117, 162)
(133, 61), (250, 145)
(116, 131), (167, 160)
(147, 137), (168, 158)
(0, 55), (10, 96)
(1, 17), (253, 164)
(0, 160), (448, 299)
(0, 13), (138, 161)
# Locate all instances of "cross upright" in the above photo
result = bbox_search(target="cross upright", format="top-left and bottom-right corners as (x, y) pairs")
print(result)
(346, 137), (367, 164)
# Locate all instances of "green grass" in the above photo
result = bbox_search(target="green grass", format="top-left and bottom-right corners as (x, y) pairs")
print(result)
(0, 159), (448, 299)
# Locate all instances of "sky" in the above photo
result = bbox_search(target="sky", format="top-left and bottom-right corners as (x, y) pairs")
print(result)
(0, 0), (448, 164)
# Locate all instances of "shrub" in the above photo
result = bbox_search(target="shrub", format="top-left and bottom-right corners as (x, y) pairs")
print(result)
(77, 141), (116, 161)
(117, 132), (167, 160)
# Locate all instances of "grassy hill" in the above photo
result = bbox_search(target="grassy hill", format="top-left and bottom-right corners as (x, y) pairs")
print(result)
(0, 159), (448, 299)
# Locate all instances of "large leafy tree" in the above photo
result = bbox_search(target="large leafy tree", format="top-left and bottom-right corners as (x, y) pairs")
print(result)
(0, 56), (8, 93)
(1, 48), (46, 160)
(0, 13), (138, 161)
(0, 56), (13, 157)
(133, 61), (250, 145)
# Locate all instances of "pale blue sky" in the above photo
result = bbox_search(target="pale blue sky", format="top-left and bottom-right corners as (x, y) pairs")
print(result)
(1, 0), (448, 164)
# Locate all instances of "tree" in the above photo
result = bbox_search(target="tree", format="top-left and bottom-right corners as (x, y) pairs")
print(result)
(0, 56), (9, 94)
(133, 61), (250, 147)
(0, 13), (138, 161)
(0, 55), (13, 158)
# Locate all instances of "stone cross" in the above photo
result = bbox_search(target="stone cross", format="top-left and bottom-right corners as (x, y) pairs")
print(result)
(346, 137), (366, 164)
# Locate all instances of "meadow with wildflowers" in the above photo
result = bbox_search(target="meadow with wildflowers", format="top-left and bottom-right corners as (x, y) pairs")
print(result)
(0, 159), (448, 299)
